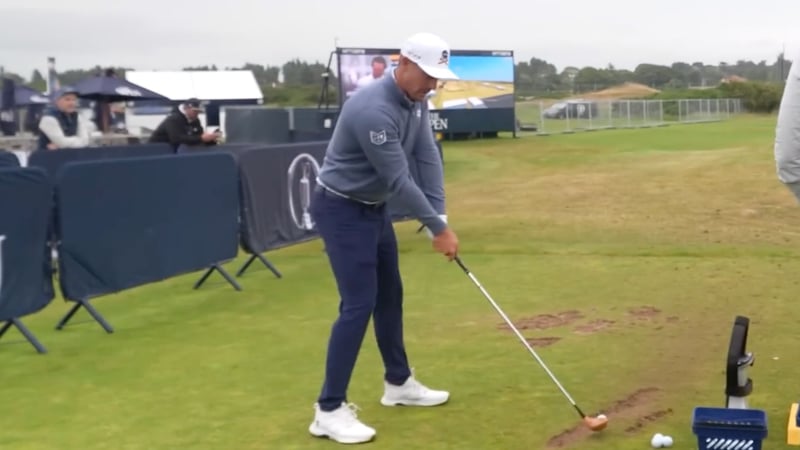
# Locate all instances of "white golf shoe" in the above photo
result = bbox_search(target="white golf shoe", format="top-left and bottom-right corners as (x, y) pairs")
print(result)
(380, 371), (450, 407)
(308, 402), (376, 444)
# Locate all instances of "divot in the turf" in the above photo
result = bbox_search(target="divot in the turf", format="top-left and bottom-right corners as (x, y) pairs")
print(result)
(573, 319), (615, 335)
(627, 306), (661, 319)
(545, 387), (664, 449)
(526, 337), (561, 347)
(497, 310), (584, 331)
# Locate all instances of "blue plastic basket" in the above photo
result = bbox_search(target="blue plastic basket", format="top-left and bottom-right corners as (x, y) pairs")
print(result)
(691, 407), (768, 450)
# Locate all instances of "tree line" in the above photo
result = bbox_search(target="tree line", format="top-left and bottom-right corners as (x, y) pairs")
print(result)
(516, 53), (792, 97)
(1, 54), (792, 110)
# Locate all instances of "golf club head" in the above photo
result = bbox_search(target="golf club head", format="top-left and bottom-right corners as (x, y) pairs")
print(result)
(583, 415), (608, 432)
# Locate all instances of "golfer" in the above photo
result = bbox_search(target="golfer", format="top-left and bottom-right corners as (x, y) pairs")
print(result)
(776, 48), (800, 201)
(308, 32), (460, 445)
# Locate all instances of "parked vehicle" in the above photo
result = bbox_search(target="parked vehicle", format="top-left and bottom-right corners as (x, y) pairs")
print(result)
(543, 100), (598, 119)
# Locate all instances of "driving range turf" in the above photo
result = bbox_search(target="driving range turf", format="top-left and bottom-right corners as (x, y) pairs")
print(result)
(2, 114), (796, 449)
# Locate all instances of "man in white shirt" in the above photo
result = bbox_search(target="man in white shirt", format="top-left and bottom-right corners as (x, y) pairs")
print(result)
(37, 87), (93, 150)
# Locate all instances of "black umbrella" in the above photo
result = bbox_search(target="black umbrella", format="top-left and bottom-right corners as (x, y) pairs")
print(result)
(72, 75), (169, 102)
(72, 74), (169, 132)
(14, 85), (49, 106)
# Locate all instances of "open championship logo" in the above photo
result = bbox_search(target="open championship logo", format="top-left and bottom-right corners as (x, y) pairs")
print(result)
(287, 153), (321, 231)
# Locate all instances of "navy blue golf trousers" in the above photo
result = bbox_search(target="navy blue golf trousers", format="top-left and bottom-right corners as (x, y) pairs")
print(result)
(311, 185), (411, 412)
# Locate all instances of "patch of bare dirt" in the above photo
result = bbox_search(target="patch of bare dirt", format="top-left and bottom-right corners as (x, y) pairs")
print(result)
(603, 387), (661, 414)
(577, 82), (661, 100)
(546, 387), (665, 449)
(628, 306), (661, 319)
(740, 208), (758, 217)
(527, 337), (561, 347)
(546, 425), (595, 449)
(573, 319), (615, 335)
(497, 310), (584, 331)
(624, 408), (674, 433)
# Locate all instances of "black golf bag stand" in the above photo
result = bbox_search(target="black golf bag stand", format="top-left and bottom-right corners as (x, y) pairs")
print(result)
(688, 315), (768, 450)
(725, 315), (754, 409)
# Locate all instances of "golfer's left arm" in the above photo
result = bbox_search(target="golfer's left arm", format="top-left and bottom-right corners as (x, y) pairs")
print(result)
(413, 106), (447, 224)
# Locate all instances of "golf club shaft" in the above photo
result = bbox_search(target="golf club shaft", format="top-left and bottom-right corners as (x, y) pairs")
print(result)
(454, 256), (586, 418)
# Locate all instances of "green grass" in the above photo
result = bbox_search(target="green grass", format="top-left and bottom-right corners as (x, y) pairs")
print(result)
(2, 114), (796, 449)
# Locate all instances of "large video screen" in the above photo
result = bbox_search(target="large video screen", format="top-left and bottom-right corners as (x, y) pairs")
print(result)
(336, 48), (516, 135)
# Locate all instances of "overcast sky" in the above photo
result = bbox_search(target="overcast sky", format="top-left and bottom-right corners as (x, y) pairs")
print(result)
(1, 0), (798, 78)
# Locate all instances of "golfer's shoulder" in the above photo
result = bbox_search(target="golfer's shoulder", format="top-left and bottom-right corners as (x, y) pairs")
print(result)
(344, 85), (402, 127)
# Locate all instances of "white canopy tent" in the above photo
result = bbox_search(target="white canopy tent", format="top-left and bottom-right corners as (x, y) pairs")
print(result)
(125, 70), (263, 102)
(123, 70), (264, 134)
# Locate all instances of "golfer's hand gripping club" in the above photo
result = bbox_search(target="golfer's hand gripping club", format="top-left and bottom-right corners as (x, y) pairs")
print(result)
(426, 215), (458, 261)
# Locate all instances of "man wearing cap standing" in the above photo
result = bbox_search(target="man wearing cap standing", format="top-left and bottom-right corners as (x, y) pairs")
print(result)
(307, 32), (460, 445)
(37, 87), (93, 151)
(148, 98), (220, 151)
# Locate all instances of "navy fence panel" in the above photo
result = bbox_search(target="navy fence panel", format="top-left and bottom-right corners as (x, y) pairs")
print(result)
(0, 167), (55, 352)
(0, 150), (20, 168)
(28, 143), (173, 181)
(55, 152), (240, 302)
(0, 167), (54, 319)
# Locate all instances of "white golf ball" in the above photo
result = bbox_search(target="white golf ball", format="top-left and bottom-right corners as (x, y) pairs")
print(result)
(597, 414), (607, 420)
(651, 433), (664, 448)
(661, 435), (673, 447)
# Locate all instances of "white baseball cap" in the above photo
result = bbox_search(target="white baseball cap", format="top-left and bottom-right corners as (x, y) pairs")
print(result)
(400, 32), (459, 80)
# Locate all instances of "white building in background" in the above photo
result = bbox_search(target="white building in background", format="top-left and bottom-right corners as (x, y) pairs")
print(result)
(124, 70), (263, 136)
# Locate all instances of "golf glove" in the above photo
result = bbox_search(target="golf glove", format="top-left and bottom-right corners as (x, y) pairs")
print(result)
(424, 214), (448, 239)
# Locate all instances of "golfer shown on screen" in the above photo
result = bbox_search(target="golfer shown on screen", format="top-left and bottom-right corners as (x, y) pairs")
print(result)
(308, 32), (460, 444)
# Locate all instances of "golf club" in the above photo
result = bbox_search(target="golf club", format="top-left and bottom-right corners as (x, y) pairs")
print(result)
(453, 255), (608, 432)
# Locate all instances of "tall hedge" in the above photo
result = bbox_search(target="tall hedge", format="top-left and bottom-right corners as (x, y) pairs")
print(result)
(646, 81), (785, 113)
(717, 81), (784, 113)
